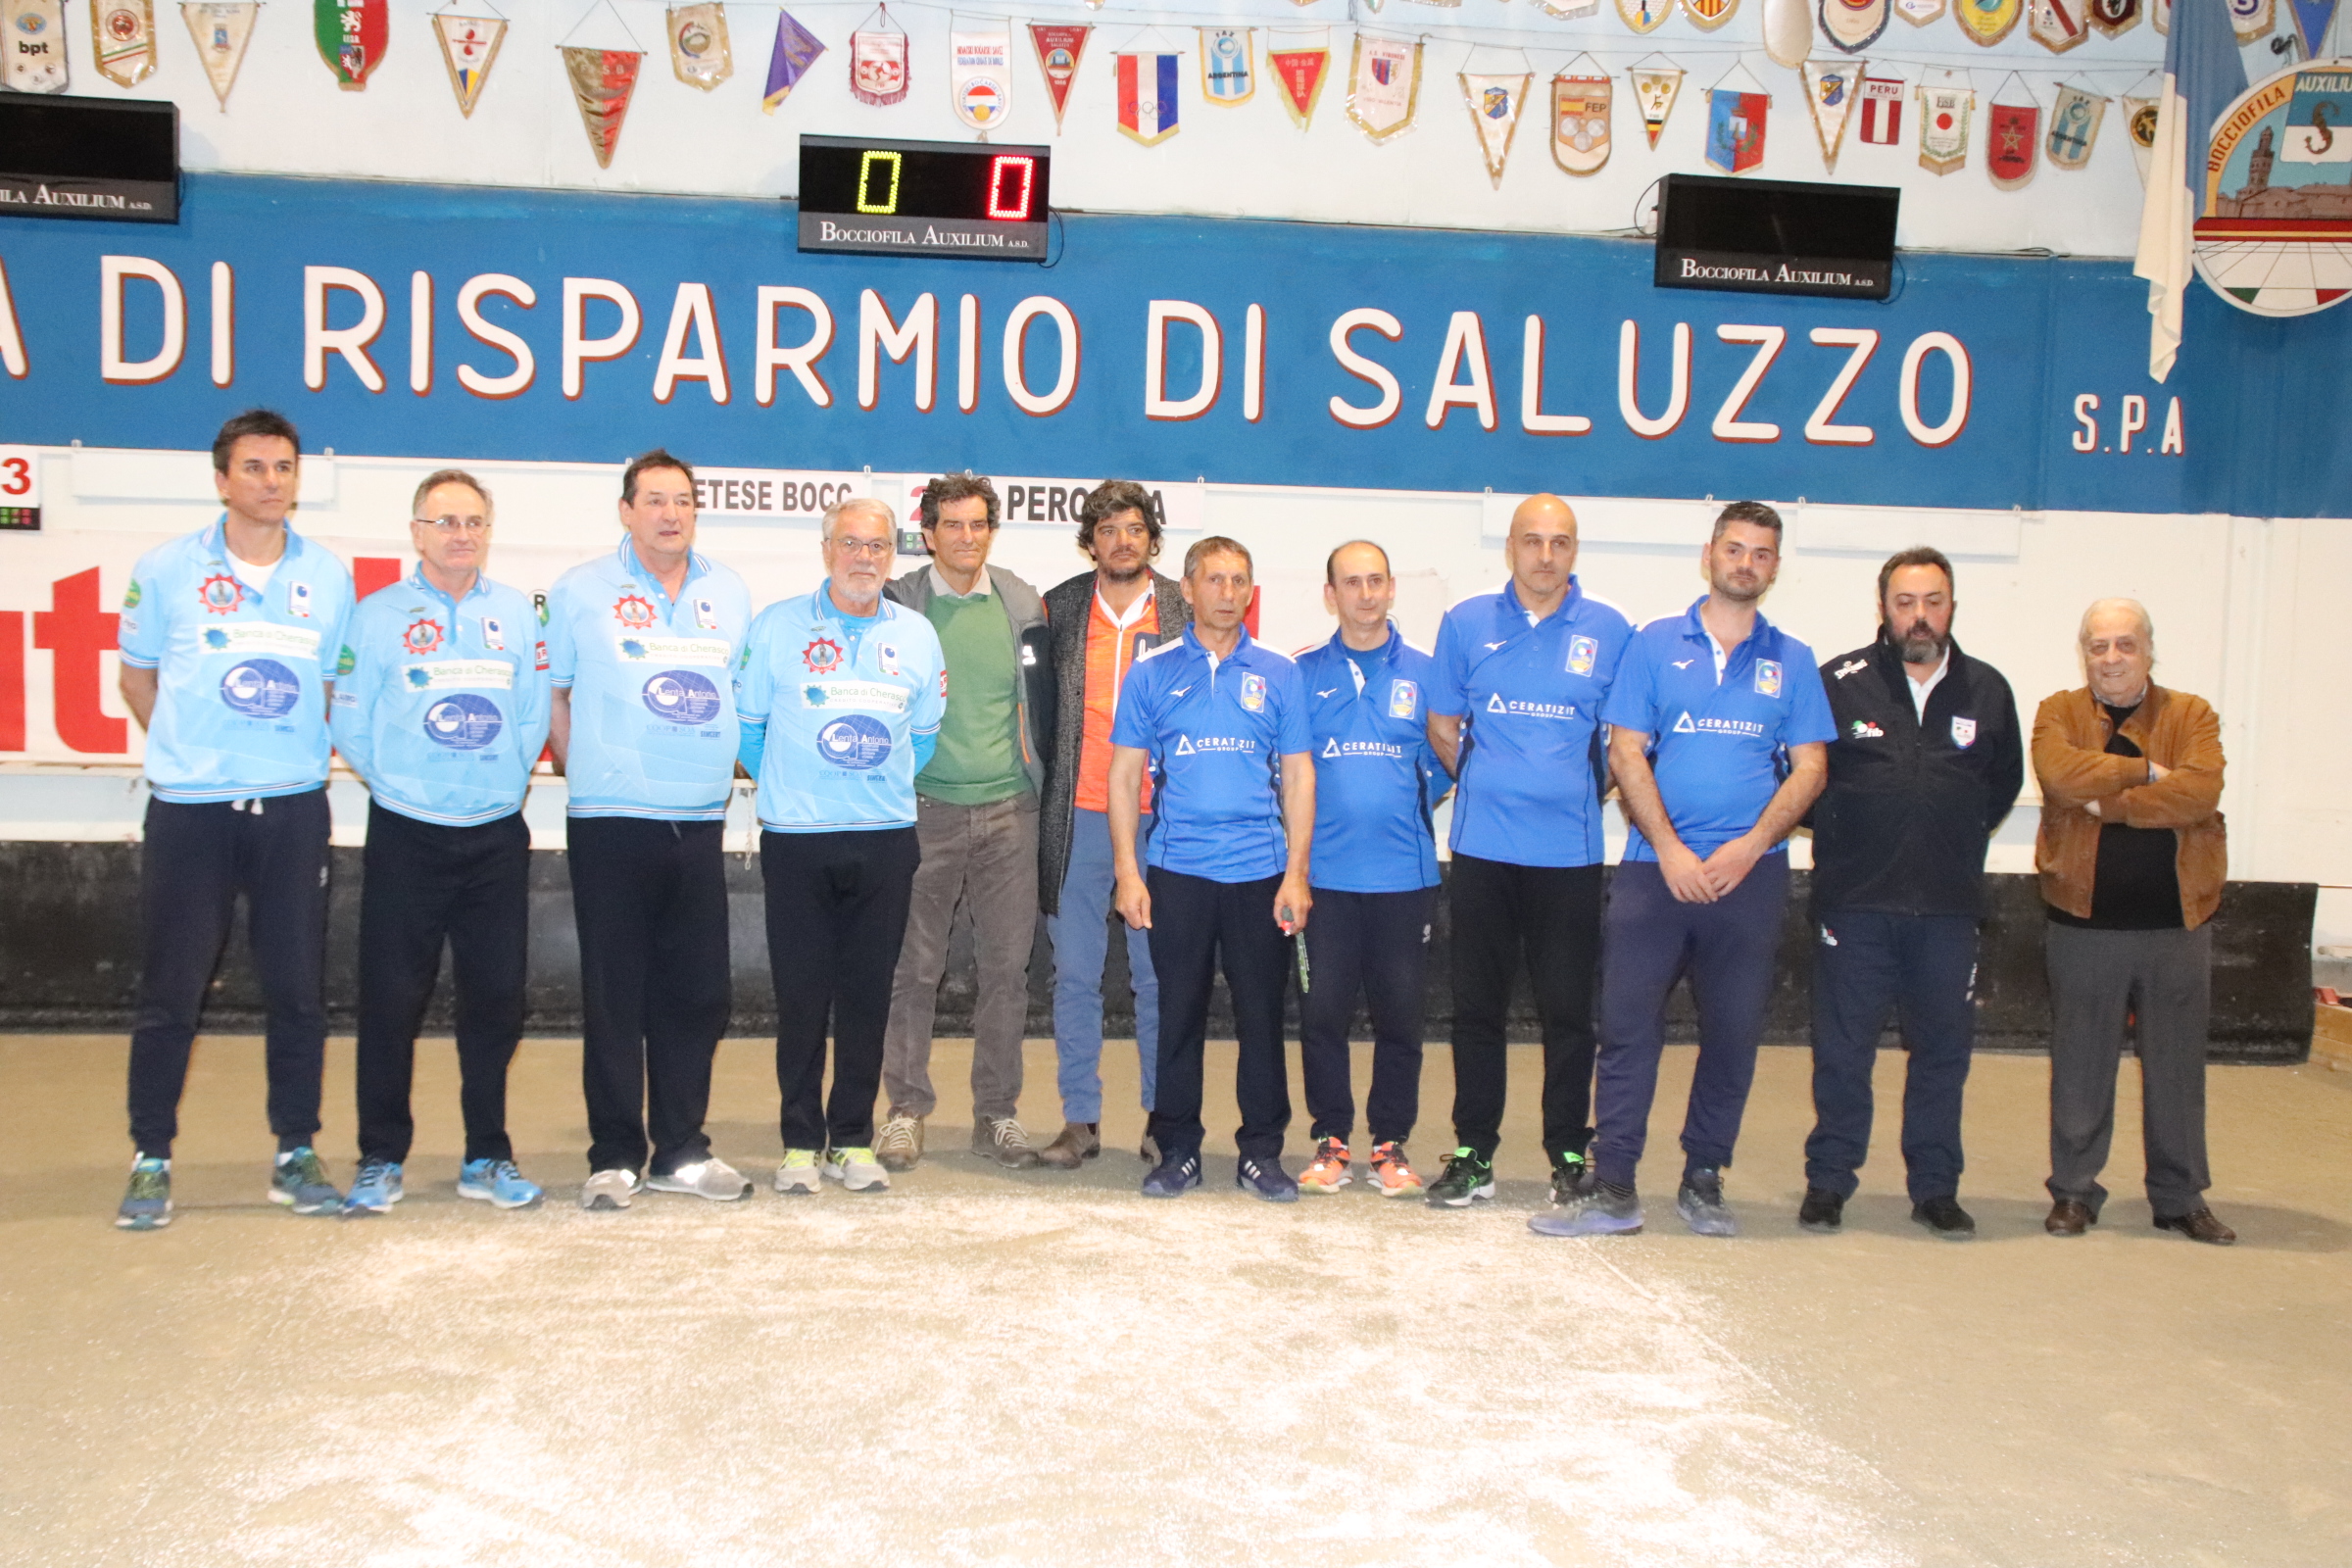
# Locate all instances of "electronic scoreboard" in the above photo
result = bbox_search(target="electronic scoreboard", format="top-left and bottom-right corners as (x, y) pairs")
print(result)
(796, 134), (1051, 262)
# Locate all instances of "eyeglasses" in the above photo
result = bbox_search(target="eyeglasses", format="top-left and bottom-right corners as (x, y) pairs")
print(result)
(830, 536), (893, 559)
(415, 515), (491, 534)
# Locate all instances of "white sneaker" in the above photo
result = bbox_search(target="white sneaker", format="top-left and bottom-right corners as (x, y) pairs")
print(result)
(822, 1146), (890, 1193)
(580, 1168), (639, 1211)
(644, 1157), (753, 1200)
(774, 1149), (822, 1195)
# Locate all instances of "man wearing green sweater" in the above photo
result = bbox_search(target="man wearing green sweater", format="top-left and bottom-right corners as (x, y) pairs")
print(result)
(879, 473), (1056, 1170)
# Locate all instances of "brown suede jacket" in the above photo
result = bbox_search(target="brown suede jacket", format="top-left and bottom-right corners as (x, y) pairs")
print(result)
(2030, 683), (2227, 929)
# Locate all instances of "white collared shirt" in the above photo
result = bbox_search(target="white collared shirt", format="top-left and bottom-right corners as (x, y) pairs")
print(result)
(929, 564), (992, 600)
(1907, 649), (1951, 721)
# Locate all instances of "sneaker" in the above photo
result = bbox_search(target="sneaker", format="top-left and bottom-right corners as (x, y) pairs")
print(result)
(1034, 1122), (1102, 1169)
(1424, 1148), (1495, 1208)
(343, 1159), (405, 1216)
(1911, 1196), (1976, 1241)
(822, 1147), (890, 1193)
(270, 1147), (342, 1215)
(1236, 1154), (1299, 1203)
(773, 1150), (822, 1195)
(580, 1168), (639, 1211)
(1141, 1150), (1201, 1198)
(1549, 1151), (1595, 1205)
(459, 1158), (543, 1210)
(1529, 1182), (1644, 1238)
(646, 1157), (753, 1201)
(116, 1156), (172, 1231)
(875, 1110), (924, 1173)
(1298, 1137), (1352, 1193)
(1367, 1142), (1424, 1199)
(972, 1115), (1042, 1169)
(1676, 1167), (1739, 1238)
(1798, 1188), (1846, 1234)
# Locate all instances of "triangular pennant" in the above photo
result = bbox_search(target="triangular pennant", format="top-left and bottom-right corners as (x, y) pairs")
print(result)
(1267, 33), (1331, 128)
(1029, 23), (1090, 131)
(562, 45), (642, 168)
(1348, 33), (1422, 142)
(1631, 63), (1685, 148)
(1200, 26), (1253, 104)
(1705, 85), (1770, 172)
(2287, 0), (2334, 53)
(1764, 0), (1813, 65)
(1682, 0), (1740, 28)
(2028, 0), (2091, 50)
(180, 1), (258, 108)
(1894, 0), (1946, 21)
(762, 9), (825, 113)
(1802, 59), (1865, 170)
(2045, 81), (2107, 168)
(315, 0), (388, 90)
(1955, 0), (2023, 43)
(951, 23), (1012, 130)
(2228, 0), (2274, 40)
(1460, 72), (1533, 186)
(2153, 0), (2170, 29)
(1617, 0), (1674, 32)
(668, 2), (731, 90)
(1918, 82), (1975, 173)
(2087, 0), (2139, 32)
(1821, 0), (1889, 49)
(849, 7), (907, 105)
(434, 12), (508, 117)
(2123, 92), (2159, 182)
(1551, 72), (1612, 173)
(92, 0), (159, 88)
(1987, 98), (2038, 188)
(1858, 73), (1904, 142)
(2, 0), (67, 91)
(1115, 51), (1182, 144)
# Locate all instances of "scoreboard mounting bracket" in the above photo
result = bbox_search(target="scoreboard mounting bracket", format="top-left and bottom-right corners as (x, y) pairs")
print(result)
(797, 134), (1051, 262)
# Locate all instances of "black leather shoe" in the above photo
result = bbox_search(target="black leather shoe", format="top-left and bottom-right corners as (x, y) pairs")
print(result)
(2044, 1199), (2095, 1236)
(1797, 1188), (1844, 1234)
(2154, 1207), (2236, 1246)
(1910, 1196), (1977, 1240)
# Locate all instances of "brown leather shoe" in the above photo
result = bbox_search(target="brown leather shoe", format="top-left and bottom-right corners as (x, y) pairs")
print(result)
(1033, 1121), (1101, 1170)
(875, 1109), (924, 1172)
(971, 1115), (1042, 1169)
(2044, 1199), (2095, 1236)
(2154, 1207), (2237, 1246)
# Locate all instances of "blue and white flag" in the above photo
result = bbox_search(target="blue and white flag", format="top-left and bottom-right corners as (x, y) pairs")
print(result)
(2132, 0), (2247, 379)
(1200, 26), (1252, 104)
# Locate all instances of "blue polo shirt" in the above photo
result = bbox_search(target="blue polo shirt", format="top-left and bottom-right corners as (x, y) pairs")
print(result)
(117, 517), (355, 804)
(1296, 625), (1444, 894)
(544, 537), (753, 821)
(1603, 597), (1838, 860)
(1428, 577), (1633, 868)
(735, 587), (947, 833)
(329, 566), (551, 827)
(1109, 625), (1311, 884)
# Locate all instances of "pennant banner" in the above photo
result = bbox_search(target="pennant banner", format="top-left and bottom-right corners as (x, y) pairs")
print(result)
(762, 9), (825, 113)
(180, 0), (256, 107)
(2088, 0), (2140, 32)
(1705, 86), (1769, 172)
(850, 19), (907, 105)
(1987, 99), (2039, 187)
(3, 0), (70, 91)
(1919, 82), (1975, 172)
(562, 45), (642, 169)
(1764, 0), (1812, 65)
(1460, 71), (1533, 186)
(951, 24), (1011, 130)
(434, 13), (507, 117)
(92, 0), (158, 87)
(1955, 0), (2023, 42)
(1803, 59), (1865, 170)
(2287, 0), (2334, 53)
(1682, 0), (1740, 28)
(1632, 64), (1686, 147)
(1029, 23), (1089, 131)
(1348, 33), (1421, 142)
(1859, 73), (1904, 142)
(1551, 72), (1612, 173)
(1200, 26), (1252, 104)
(316, 0), (388, 90)
(1267, 35), (1331, 128)
(2154, 0), (2171, 28)
(1115, 51), (1181, 144)
(2046, 81), (2107, 167)
(2029, 0), (2091, 50)
(1894, 0), (1946, 21)
(669, 3), (731, 91)
(2124, 92), (2158, 181)
(2228, 0), (2273, 39)
(1616, 0), (1673, 32)
(1822, 0), (1889, 50)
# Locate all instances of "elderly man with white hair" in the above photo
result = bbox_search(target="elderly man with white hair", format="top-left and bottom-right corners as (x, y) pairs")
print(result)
(737, 496), (947, 1196)
(2030, 598), (2233, 1245)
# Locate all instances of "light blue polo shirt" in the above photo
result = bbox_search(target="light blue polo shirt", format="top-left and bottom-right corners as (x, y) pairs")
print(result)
(544, 537), (752, 821)
(329, 565), (551, 827)
(116, 517), (355, 805)
(1603, 597), (1838, 860)
(735, 586), (947, 833)
(1296, 625), (1444, 895)
(1109, 625), (1311, 884)
(1428, 577), (1633, 868)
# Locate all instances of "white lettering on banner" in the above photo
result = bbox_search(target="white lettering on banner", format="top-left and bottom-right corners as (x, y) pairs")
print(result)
(956, 294), (981, 415)
(0, 255), (28, 379)
(456, 273), (536, 398)
(1804, 328), (1879, 446)
(653, 283), (730, 404)
(1899, 332), (1972, 447)
(1619, 319), (1691, 439)
(1329, 308), (1403, 428)
(692, 468), (864, 519)
(563, 278), (642, 401)
(402, 659), (514, 690)
(757, 286), (834, 408)
(1146, 300), (1222, 421)
(407, 270), (429, 395)
(1712, 324), (1787, 443)
(1003, 296), (1080, 416)
(612, 634), (731, 665)
(2064, 391), (2186, 458)
(202, 622), (323, 660)
(100, 256), (185, 385)
(1426, 312), (1497, 431)
(1520, 315), (1592, 436)
(303, 266), (387, 393)
(859, 289), (938, 412)
(798, 679), (909, 712)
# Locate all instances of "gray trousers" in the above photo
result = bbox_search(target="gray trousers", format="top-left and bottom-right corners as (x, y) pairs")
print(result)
(881, 793), (1040, 1122)
(2043, 921), (2213, 1220)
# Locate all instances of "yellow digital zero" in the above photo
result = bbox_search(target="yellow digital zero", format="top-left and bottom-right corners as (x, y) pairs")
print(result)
(856, 149), (904, 215)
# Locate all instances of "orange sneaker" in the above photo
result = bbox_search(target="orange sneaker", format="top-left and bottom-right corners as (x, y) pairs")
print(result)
(1298, 1137), (1352, 1193)
(1368, 1142), (1424, 1199)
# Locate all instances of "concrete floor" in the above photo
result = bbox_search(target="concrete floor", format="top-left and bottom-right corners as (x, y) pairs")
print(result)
(1, 1034), (2346, 1568)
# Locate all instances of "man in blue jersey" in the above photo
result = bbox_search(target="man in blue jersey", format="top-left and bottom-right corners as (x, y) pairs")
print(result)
(546, 449), (755, 1211)
(113, 410), (356, 1230)
(331, 469), (552, 1217)
(737, 496), (946, 1197)
(1422, 494), (1633, 1210)
(1108, 536), (1315, 1201)
(1293, 541), (1446, 1200)
(1537, 501), (1835, 1241)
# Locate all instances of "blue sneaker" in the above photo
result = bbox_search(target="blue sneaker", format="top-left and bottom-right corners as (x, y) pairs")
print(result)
(458, 1158), (543, 1210)
(1529, 1184), (1644, 1238)
(1675, 1168), (1740, 1238)
(342, 1159), (404, 1216)
(116, 1156), (172, 1231)
(270, 1147), (343, 1215)
(1141, 1150), (1202, 1199)
(1236, 1154), (1299, 1203)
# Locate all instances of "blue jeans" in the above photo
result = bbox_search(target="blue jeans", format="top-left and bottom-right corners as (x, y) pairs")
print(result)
(1047, 808), (1158, 1123)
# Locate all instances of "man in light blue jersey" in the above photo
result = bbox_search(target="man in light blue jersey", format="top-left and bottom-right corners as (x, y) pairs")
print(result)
(1293, 541), (1447, 1200)
(737, 496), (946, 1196)
(331, 469), (551, 1217)
(1422, 494), (1633, 1210)
(112, 410), (356, 1231)
(1109, 536), (1316, 1202)
(546, 449), (755, 1211)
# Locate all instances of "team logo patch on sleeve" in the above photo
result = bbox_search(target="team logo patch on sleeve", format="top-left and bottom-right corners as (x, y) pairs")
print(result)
(335, 644), (357, 677)
(122, 580), (142, 610)
(535, 640), (550, 671)
(612, 594), (658, 629)
(1567, 634), (1599, 676)
(198, 573), (243, 614)
(803, 636), (845, 673)
(402, 618), (446, 656)
(1388, 678), (1419, 718)
(1239, 672), (1266, 711)
(1951, 715), (1979, 749)
(1753, 659), (1783, 698)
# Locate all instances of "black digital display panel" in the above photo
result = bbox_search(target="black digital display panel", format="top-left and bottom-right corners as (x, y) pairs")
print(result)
(1653, 173), (1897, 301)
(797, 134), (1050, 261)
(0, 94), (179, 223)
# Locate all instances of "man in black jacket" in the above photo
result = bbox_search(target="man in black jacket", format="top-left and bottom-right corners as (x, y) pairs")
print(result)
(1803, 547), (2022, 1240)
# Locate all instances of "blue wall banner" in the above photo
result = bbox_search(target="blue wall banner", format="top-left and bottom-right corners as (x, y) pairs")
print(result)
(0, 173), (2344, 516)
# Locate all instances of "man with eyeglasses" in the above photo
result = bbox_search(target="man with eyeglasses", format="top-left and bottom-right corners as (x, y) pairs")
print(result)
(874, 473), (1055, 1172)
(547, 449), (755, 1211)
(333, 469), (551, 1216)
(738, 497), (946, 1196)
